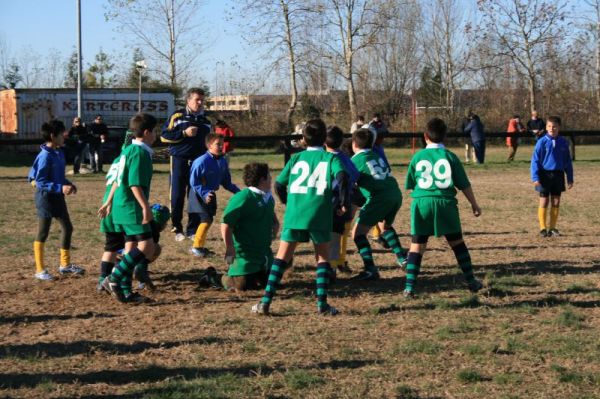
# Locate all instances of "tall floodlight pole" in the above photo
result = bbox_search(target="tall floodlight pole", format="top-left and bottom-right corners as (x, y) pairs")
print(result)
(76, 0), (83, 118)
(135, 60), (147, 112)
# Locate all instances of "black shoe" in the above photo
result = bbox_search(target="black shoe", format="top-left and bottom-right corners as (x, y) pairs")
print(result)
(133, 266), (156, 291)
(199, 266), (221, 288)
(468, 279), (484, 293)
(124, 292), (152, 304)
(336, 262), (352, 274)
(101, 276), (126, 303)
(317, 304), (339, 315)
(351, 270), (380, 281)
(403, 289), (415, 298)
(540, 229), (548, 237)
(548, 228), (560, 237)
(375, 237), (390, 249)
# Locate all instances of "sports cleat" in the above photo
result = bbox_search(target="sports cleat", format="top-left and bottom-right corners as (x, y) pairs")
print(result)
(539, 229), (548, 237)
(375, 236), (390, 249)
(548, 228), (560, 237)
(350, 270), (380, 281)
(175, 233), (186, 242)
(59, 264), (85, 275)
(198, 266), (222, 288)
(101, 276), (126, 303)
(403, 289), (415, 298)
(124, 292), (152, 304)
(97, 277), (109, 293)
(35, 270), (54, 281)
(467, 279), (484, 293)
(133, 266), (156, 291)
(317, 304), (339, 315)
(336, 261), (352, 274)
(251, 302), (270, 315)
(190, 247), (213, 258)
(397, 255), (408, 269)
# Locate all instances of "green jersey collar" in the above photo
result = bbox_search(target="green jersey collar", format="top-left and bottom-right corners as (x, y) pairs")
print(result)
(132, 140), (154, 156)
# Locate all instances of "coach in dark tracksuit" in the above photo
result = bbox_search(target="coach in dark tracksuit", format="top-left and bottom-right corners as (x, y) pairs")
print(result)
(161, 88), (212, 241)
(463, 112), (486, 164)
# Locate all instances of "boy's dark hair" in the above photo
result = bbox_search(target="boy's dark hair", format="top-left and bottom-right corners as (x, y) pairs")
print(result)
(41, 119), (66, 142)
(129, 113), (157, 138)
(547, 115), (561, 126)
(352, 128), (373, 149)
(243, 162), (269, 187)
(340, 138), (354, 157)
(326, 125), (344, 149)
(187, 87), (205, 98)
(357, 115), (365, 121)
(425, 118), (448, 143)
(302, 118), (327, 146)
(205, 132), (222, 146)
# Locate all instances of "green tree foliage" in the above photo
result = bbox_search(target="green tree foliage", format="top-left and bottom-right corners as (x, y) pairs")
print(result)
(88, 49), (114, 88)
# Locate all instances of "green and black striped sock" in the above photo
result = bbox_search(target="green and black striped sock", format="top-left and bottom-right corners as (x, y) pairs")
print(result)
(451, 242), (475, 284)
(109, 248), (145, 287)
(404, 252), (422, 293)
(382, 228), (406, 260)
(316, 262), (330, 310)
(354, 235), (376, 271)
(261, 258), (287, 306)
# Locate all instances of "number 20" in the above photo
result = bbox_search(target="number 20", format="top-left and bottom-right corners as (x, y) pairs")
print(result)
(289, 161), (328, 195)
(415, 159), (452, 189)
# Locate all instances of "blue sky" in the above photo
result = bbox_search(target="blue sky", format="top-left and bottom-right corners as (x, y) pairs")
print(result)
(0, 0), (249, 88)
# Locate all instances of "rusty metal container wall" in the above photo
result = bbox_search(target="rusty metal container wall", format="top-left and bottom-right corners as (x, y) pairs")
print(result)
(0, 89), (18, 133)
(1, 89), (176, 139)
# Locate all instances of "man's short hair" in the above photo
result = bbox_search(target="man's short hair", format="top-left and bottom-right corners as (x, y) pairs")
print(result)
(187, 87), (205, 99)
(352, 128), (373, 149)
(547, 115), (561, 126)
(425, 118), (447, 143)
(129, 113), (157, 138)
(205, 132), (222, 146)
(41, 119), (66, 142)
(326, 125), (344, 149)
(243, 162), (269, 187)
(302, 118), (327, 146)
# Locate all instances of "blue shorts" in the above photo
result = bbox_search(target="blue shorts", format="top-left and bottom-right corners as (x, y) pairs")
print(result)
(35, 190), (68, 219)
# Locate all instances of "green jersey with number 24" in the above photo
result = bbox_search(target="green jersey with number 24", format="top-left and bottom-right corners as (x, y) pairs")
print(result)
(277, 148), (345, 231)
(405, 144), (470, 198)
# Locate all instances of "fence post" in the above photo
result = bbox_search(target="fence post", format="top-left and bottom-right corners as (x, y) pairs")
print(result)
(570, 132), (576, 161)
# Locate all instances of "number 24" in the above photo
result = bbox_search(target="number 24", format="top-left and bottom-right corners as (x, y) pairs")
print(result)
(289, 161), (328, 195)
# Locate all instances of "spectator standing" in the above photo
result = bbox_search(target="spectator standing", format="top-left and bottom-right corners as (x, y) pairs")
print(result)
(350, 115), (365, 133)
(463, 112), (486, 164)
(460, 113), (475, 163)
(368, 113), (389, 142)
(506, 114), (526, 161)
(215, 119), (235, 163)
(527, 110), (545, 141)
(161, 88), (212, 241)
(66, 117), (88, 174)
(88, 115), (109, 173)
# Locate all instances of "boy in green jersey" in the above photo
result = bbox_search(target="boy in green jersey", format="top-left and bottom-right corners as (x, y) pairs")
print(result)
(350, 128), (407, 281)
(403, 118), (483, 297)
(101, 113), (158, 304)
(251, 119), (350, 315)
(218, 162), (279, 291)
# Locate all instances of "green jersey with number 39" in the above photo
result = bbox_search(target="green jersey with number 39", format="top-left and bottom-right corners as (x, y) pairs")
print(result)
(277, 148), (345, 231)
(405, 144), (470, 198)
(351, 149), (400, 200)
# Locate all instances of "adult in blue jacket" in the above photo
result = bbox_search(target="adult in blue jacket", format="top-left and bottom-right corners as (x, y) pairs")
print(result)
(161, 88), (212, 241)
(463, 112), (486, 164)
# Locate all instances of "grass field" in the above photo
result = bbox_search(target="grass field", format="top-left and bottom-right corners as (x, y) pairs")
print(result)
(0, 144), (599, 399)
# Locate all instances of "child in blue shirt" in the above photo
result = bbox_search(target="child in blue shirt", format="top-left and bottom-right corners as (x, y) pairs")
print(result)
(28, 120), (85, 280)
(189, 133), (240, 257)
(530, 116), (574, 237)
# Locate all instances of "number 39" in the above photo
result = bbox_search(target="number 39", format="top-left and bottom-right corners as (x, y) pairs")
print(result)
(415, 159), (452, 189)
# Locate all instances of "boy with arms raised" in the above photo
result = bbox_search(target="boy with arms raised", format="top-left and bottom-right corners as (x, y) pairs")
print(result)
(403, 118), (483, 297)
(102, 113), (158, 304)
(251, 119), (350, 315)
(188, 133), (240, 257)
(350, 128), (407, 281)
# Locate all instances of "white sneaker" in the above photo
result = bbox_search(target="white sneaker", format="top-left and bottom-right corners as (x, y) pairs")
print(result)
(35, 270), (54, 281)
(59, 264), (85, 275)
(175, 233), (186, 242)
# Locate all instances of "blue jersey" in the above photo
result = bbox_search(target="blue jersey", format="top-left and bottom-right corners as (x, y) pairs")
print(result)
(332, 150), (359, 185)
(28, 144), (71, 193)
(189, 152), (240, 200)
(530, 134), (573, 184)
(161, 107), (211, 159)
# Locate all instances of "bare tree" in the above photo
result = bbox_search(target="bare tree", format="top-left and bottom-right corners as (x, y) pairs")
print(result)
(478, 0), (569, 113)
(581, 0), (600, 114)
(105, 0), (204, 89)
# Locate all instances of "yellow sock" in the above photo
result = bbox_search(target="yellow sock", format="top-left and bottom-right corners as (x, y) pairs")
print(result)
(538, 207), (547, 231)
(60, 249), (70, 267)
(339, 222), (351, 265)
(193, 222), (211, 248)
(549, 206), (560, 229)
(34, 241), (45, 273)
(371, 225), (381, 239)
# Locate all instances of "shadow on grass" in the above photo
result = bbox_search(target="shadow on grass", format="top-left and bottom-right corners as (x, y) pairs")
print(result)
(0, 311), (115, 325)
(0, 359), (377, 389)
(0, 336), (226, 360)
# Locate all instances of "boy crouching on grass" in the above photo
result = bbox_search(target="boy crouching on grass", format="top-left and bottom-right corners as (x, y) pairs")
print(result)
(29, 119), (85, 281)
(102, 113), (158, 304)
(199, 163), (279, 291)
(188, 133), (240, 258)
(403, 118), (483, 297)
(251, 119), (350, 315)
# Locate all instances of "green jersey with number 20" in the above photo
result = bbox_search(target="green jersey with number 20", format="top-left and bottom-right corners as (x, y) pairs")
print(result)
(277, 147), (345, 231)
(405, 144), (470, 198)
(351, 149), (400, 200)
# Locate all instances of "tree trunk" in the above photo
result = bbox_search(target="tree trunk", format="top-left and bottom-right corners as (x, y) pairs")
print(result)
(169, 0), (177, 89)
(281, 0), (297, 130)
(596, 4), (600, 116)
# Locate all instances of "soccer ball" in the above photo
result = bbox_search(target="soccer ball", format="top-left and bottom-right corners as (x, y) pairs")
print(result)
(151, 204), (170, 232)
